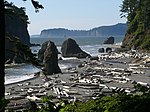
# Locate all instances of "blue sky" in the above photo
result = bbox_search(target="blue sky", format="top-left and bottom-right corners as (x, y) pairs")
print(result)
(9, 0), (126, 35)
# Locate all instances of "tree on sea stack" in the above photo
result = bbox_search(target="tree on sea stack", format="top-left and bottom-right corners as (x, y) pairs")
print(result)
(0, 0), (43, 111)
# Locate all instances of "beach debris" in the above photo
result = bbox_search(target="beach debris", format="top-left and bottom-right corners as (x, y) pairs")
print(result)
(43, 82), (52, 87)
(26, 95), (41, 101)
(5, 92), (11, 96)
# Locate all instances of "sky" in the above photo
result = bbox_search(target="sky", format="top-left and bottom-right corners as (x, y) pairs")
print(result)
(8, 0), (127, 35)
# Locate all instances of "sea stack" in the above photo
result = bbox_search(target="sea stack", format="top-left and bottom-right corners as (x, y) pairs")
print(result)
(38, 40), (61, 75)
(103, 36), (114, 44)
(61, 38), (91, 58)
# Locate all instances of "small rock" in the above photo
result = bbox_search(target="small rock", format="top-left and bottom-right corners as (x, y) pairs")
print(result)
(98, 48), (104, 53)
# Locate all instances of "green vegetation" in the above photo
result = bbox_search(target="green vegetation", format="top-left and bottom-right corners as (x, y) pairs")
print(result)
(120, 0), (150, 51)
(5, 33), (40, 66)
(59, 93), (150, 112)
(0, 99), (9, 112)
(26, 84), (150, 112)
(5, 1), (29, 23)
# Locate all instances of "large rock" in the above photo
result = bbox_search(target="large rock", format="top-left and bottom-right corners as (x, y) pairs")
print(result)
(103, 36), (114, 44)
(5, 13), (30, 46)
(5, 35), (30, 63)
(5, 4), (30, 61)
(38, 41), (59, 62)
(38, 40), (61, 75)
(38, 41), (50, 62)
(61, 38), (91, 58)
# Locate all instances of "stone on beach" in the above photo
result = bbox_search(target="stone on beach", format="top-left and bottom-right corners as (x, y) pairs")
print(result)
(106, 47), (112, 53)
(98, 48), (105, 53)
(38, 40), (62, 75)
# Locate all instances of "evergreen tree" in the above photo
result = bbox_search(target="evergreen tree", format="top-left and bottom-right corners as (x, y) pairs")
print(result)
(0, 1), (43, 111)
(121, 0), (150, 50)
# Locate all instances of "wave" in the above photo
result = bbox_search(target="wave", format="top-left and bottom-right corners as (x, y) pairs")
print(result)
(5, 64), (41, 85)
(5, 74), (36, 85)
(115, 42), (122, 46)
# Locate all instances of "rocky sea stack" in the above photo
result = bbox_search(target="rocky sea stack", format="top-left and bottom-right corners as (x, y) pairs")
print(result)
(5, 2), (32, 63)
(103, 36), (114, 44)
(38, 40), (61, 75)
(61, 38), (91, 58)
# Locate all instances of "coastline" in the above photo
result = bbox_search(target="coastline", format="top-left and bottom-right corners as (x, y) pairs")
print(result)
(5, 50), (150, 111)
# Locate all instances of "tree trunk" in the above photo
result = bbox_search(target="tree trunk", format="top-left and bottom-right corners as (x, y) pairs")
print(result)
(0, 0), (5, 104)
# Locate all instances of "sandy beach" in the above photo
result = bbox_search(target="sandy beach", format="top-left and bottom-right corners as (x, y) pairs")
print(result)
(5, 51), (150, 111)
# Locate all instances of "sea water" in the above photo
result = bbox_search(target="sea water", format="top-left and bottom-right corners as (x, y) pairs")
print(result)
(5, 36), (124, 85)
(5, 64), (41, 85)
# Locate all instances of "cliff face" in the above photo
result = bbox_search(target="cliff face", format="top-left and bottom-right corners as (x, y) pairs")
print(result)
(122, 30), (150, 51)
(5, 2), (31, 62)
(90, 23), (127, 36)
(40, 23), (127, 37)
(121, 0), (150, 51)
(5, 35), (16, 61)
(5, 14), (30, 46)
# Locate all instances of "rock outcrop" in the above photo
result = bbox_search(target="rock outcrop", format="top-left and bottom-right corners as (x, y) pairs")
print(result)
(5, 35), (16, 62)
(5, 3), (31, 62)
(38, 40), (61, 75)
(103, 36), (114, 44)
(61, 38), (91, 58)
(5, 14), (30, 46)
(5, 34), (35, 64)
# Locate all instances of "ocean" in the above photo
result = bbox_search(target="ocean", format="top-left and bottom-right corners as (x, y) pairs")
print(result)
(5, 36), (124, 85)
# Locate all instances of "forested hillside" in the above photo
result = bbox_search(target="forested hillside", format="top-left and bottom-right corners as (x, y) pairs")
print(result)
(121, 0), (150, 51)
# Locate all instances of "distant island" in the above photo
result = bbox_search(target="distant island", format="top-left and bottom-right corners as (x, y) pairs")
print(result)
(40, 23), (127, 38)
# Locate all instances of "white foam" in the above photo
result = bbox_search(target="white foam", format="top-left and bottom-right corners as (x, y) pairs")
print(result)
(59, 63), (73, 69)
(61, 57), (78, 60)
(5, 64), (41, 85)
(115, 42), (122, 46)
(5, 74), (35, 85)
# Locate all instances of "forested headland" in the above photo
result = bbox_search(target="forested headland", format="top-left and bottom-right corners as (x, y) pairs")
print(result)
(121, 0), (150, 51)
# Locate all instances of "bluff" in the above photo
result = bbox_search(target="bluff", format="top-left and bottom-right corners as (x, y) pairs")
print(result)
(5, 13), (30, 46)
(5, 2), (31, 62)
(40, 23), (127, 37)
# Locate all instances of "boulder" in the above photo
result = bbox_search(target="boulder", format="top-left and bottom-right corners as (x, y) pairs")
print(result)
(39, 40), (61, 75)
(103, 36), (114, 44)
(98, 48), (105, 53)
(106, 47), (112, 53)
(61, 38), (91, 58)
